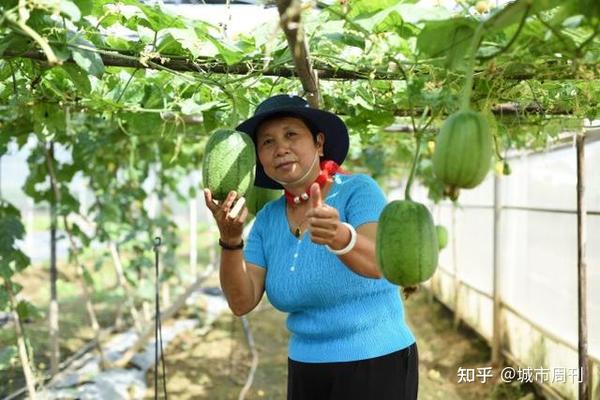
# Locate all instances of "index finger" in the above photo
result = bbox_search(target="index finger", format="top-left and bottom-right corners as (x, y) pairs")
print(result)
(203, 188), (219, 212)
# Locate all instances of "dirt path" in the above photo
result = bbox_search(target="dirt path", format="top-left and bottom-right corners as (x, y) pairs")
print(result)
(145, 287), (541, 400)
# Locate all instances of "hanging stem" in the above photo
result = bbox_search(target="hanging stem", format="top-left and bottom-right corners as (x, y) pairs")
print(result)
(460, 23), (485, 111)
(4, 9), (59, 66)
(403, 105), (430, 203)
(115, 69), (139, 103)
(480, 5), (530, 61)
(492, 134), (504, 161)
(404, 134), (422, 202)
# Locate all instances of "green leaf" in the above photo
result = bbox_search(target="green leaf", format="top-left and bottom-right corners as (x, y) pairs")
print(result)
(122, 112), (163, 136)
(0, 35), (32, 57)
(70, 223), (91, 247)
(0, 261), (13, 280)
(157, 28), (204, 58)
(105, 36), (137, 51)
(0, 289), (9, 311)
(356, 9), (402, 33)
(0, 346), (18, 371)
(355, 3), (451, 31)
(562, 15), (584, 29)
(323, 33), (365, 49)
(13, 251), (30, 273)
(362, 146), (386, 177)
(82, 267), (94, 286)
(348, 0), (406, 19)
(16, 300), (41, 321)
(0, 217), (25, 254)
(137, 3), (186, 31)
(207, 37), (245, 65)
(50, 44), (72, 62)
(73, 0), (93, 16)
(417, 18), (476, 70)
(32, 102), (66, 134)
(68, 34), (105, 78)
(179, 98), (203, 115)
(60, 0), (81, 21)
(62, 64), (91, 94)
(180, 99), (222, 115)
(484, 0), (562, 32)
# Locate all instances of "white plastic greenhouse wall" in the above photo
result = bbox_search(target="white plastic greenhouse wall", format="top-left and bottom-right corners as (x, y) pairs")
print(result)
(393, 132), (600, 399)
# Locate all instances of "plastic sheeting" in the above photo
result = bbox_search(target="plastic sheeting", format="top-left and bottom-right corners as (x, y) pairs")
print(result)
(391, 138), (600, 399)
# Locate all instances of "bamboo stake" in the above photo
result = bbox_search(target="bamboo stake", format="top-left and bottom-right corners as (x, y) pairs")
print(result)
(43, 142), (106, 368)
(109, 241), (144, 333)
(576, 133), (589, 400)
(4, 281), (37, 399)
(238, 316), (259, 400)
(48, 142), (60, 376)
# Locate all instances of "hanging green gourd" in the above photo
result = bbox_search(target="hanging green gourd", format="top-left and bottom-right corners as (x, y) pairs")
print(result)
(245, 186), (282, 219)
(432, 24), (493, 201)
(376, 125), (439, 287)
(436, 225), (448, 251)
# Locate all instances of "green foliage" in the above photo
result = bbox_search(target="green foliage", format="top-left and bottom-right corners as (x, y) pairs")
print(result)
(16, 300), (42, 321)
(0, 0), (597, 355)
(417, 18), (477, 70)
(0, 202), (30, 282)
(0, 346), (18, 371)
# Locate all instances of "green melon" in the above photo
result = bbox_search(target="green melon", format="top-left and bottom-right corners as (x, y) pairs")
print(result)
(246, 186), (282, 218)
(376, 200), (439, 286)
(436, 225), (448, 251)
(202, 129), (256, 201)
(432, 110), (492, 192)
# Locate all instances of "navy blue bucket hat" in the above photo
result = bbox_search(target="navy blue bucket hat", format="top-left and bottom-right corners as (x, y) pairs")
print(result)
(236, 94), (349, 189)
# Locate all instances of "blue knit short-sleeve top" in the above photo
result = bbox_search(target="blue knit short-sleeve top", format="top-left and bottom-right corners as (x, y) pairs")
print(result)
(243, 173), (415, 363)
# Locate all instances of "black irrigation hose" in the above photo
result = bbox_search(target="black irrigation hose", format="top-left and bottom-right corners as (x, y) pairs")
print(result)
(154, 237), (168, 400)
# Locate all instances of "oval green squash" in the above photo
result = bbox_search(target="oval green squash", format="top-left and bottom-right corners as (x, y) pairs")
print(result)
(432, 110), (492, 191)
(202, 129), (256, 201)
(246, 186), (282, 218)
(376, 200), (439, 286)
(436, 224), (448, 251)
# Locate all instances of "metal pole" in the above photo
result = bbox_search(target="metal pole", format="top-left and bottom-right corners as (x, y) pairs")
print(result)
(576, 133), (589, 400)
(452, 203), (461, 329)
(492, 172), (503, 367)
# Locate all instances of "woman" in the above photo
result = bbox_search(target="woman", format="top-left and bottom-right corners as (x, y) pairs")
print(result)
(204, 94), (418, 399)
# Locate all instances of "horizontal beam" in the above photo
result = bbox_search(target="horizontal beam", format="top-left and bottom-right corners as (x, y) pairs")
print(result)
(3, 49), (599, 82)
(1, 51), (594, 118)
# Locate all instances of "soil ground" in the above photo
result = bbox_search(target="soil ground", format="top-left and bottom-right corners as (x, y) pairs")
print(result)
(1, 233), (542, 400)
(144, 282), (542, 400)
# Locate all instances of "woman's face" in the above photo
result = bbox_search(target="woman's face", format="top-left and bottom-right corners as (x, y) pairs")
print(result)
(255, 116), (324, 187)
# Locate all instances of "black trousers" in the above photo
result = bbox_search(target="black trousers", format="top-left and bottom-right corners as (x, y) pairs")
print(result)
(287, 342), (419, 400)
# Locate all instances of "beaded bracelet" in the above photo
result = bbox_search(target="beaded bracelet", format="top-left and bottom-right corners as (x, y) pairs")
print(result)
(219, 238), (244, 250)
(326, 222), (357, 255)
